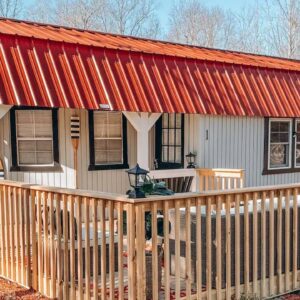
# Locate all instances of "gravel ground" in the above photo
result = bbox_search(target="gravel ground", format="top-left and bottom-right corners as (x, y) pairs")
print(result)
(0, 277), (48, 300)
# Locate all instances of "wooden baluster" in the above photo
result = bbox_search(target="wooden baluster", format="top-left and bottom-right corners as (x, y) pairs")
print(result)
(109, 201), (115, 300)
(84, 197), (90, 300)
(0, 185), (5, 277)
(175, 200), (181, 299)
(19, 188), (25, 285)
(216, 195), (222, 300)
(37, 191), (43, 293)
(163, 200), (170, 300)
(9, 186), (15, 280)
(136, 204), (145, 300)
(63, 194), (69, 299)
(244, 193), (250, 295)
(70, 195), (76, 299)
(76, 196), (83, 300)
(278, 190), (283, 294)
(43, 192), (50, 296)
(4, 186), (10, 278)
(185, 198), (192, 299)
(92, 198), (98, 300)
(55, 194), (62, 299)
(100, 200), (107, 300)
(285, 189), (291, 292)
(127, 203), (136, 300)
(196, 198), (202, 300)
(152, 202), (159, 300)
(49, 192), (56, 298)
(225, 195), (232, 300)
(234, 194), (241, 299)
(269, 191), (275, 296)
(14, 187), (20, 284)
(30, 190), (37, 290)
(118, 202), (124, 300)
(206, 197), (212, 299)
(261, 192), (267, 298)
(252, 192), (258, 296)
(24, 189), (30, 287)
(292, 188), (298, 290)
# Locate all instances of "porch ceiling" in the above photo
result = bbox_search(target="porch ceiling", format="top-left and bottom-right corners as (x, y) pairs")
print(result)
(0, 18), (300, 116)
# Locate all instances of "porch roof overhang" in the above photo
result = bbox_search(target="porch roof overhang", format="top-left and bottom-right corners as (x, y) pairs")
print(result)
(0, 18), (300, 117)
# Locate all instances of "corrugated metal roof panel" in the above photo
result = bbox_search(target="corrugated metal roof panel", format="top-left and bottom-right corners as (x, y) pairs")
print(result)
(0, 20), (300, 117)
(1, 18), (300, 72)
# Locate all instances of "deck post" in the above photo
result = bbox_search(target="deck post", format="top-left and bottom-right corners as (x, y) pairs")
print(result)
(123, 112), (161, 170)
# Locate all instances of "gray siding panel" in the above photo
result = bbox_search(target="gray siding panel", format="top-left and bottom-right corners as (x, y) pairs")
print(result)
(198, 115), (300, 187)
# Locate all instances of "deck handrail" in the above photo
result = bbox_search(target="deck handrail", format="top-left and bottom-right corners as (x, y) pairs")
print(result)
(0, 179), (300, 299)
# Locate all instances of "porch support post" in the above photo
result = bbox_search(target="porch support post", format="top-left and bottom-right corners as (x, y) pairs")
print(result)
(123, 112), (161, 170)
(0, 105), (12, 119)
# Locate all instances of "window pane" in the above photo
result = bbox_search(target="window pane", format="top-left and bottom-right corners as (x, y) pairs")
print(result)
(36, 140), (52, 151)
(270, 132), (289, 143)
(168, 147), (175, 162)
(35, 124), (53, 138)
(270, 144), (289, 168)
(107, 140), (122, 151)
(175, 147), (182, 163)
(34, 110), (52, 124)
(37, 152), (53, 164)
(17, 124), (34, 138)
(19, 152), (36, 165)
(94, 140), (107, 151)
(162, 146), (168, 162)
(176, 130), (182, 145)
(169, 114), (175, 128)
(108, 124), (122, 138)
(168, 129), (175, 145)
(18, 140), (35, 151)
(296, 144), (300, 166)
(108, 151), (122, 163)
(16, 110), (33, 124)
(95, 151), (107, 164)
(176, 114), (182, 128)
(162, 114), (168, 128)
(162, 129), (169, 145)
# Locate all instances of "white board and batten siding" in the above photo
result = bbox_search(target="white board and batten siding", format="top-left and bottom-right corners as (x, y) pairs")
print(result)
(1, 108), (299, 192)
(195, 115), (300, 187)
(0, 108), (137, 194)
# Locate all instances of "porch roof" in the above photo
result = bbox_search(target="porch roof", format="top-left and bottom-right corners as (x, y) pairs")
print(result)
(0, 18), (300, 117)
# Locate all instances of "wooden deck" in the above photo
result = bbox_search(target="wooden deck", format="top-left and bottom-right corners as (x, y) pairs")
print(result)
(0, 172), (299, 299)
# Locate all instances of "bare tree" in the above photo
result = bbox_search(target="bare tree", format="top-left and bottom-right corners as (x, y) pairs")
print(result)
(167, 0), (236, 49)
(0, 0), (23, 18)
(102, 0), (160, 37)
(264, 0), (300, 58)
(233, 2), (267, 54)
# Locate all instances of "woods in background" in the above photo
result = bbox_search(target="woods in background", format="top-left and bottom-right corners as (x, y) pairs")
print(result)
(0, 0), (299, 59)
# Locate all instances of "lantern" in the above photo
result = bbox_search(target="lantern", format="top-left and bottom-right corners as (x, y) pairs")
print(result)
(186, 152), (196, 168)
(126, 164), (149, 198)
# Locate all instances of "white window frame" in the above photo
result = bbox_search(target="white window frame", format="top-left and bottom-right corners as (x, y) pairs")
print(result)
(268, 118), (292, 170)
(93, 111), (123, 166)
(15, 110), (54, 167)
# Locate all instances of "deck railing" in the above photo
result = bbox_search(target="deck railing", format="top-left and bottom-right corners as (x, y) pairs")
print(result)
(197, 168), (245, 191)
(0, 180), (299, 299)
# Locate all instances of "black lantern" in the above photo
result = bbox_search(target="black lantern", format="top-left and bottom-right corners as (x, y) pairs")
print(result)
(186, 152), (196, 168)
(126, 164), (149, 198)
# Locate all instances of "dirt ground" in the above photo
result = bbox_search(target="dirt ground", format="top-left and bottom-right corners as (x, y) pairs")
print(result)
(0, 277), (48, 300)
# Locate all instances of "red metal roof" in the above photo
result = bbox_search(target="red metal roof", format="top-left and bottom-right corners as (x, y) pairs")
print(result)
(0, 18), (300, 116)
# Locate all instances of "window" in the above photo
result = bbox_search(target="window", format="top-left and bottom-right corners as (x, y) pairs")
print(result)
(88, 111), (128, 170)
(155, 113), (184, 169)
(10, 107), (59, 171)
(263, 118), (300, 174)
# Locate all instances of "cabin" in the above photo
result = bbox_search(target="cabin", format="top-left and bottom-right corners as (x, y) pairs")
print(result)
(0, 18), (300, 300)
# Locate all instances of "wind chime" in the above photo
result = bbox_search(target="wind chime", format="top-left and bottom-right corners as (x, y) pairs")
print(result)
(71, 115), (80, 189)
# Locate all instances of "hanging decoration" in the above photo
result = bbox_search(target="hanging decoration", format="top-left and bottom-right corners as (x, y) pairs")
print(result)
(71, 115), (80, 188)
